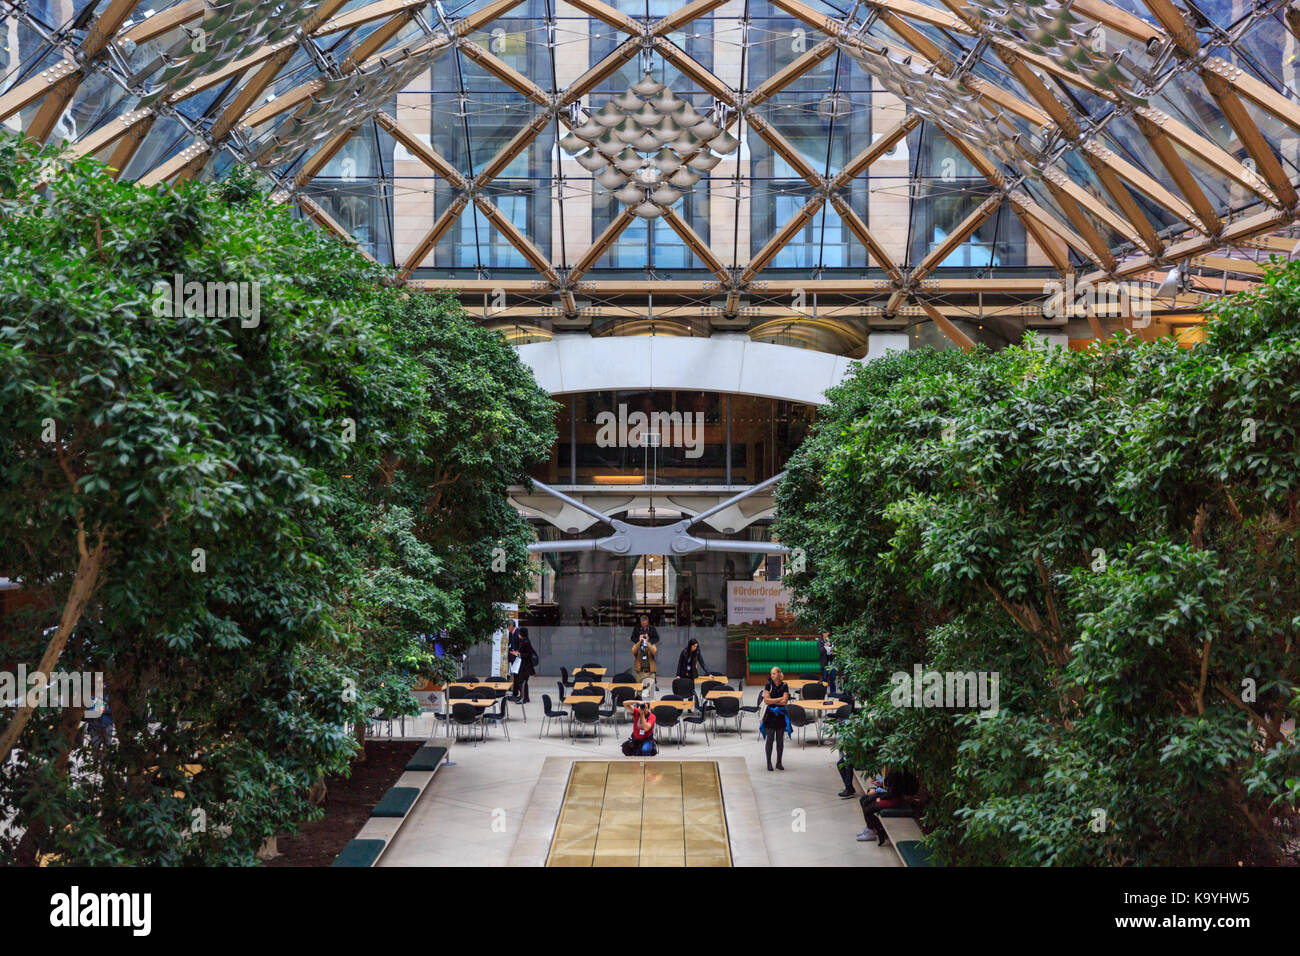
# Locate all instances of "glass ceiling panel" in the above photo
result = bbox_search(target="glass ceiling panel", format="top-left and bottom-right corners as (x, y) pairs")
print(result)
(6, 0), (1299, 296)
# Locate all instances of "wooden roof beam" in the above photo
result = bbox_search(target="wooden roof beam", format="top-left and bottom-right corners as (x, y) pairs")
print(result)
(399, 195), (469, 279)
(740, 196), (825, 283)
(474, 195), (560, 284)
(570, 208), (637, 282)
(916, 298), (977, 350)
(1133, 113), (1223, 236)
(662, 208), (732, 283)
(910, 195), (1002, 282)
(25, 0), (138, 141)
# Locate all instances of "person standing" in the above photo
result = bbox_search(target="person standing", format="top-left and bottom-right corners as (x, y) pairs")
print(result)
(630, 613), (659, 684)
(505, 619), (521, 680)
(759, 667), (791, 771)
(511, 625), (537, 703)
(675, 637), (709, 680)
(819, 632), (837, 697)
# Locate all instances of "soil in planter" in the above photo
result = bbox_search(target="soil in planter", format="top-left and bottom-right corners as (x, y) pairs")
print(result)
(267, 739), (421, 867)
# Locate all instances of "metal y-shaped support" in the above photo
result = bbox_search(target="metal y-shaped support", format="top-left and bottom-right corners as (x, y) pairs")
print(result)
(525, 473), (789, 556)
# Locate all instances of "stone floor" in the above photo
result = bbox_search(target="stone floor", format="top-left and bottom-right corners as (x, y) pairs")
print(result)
(376, 687), (900, 867)
(547, 760), (732, 867)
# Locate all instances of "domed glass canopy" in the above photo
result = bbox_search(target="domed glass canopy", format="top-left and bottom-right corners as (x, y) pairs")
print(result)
(3, 0), (1297, 351)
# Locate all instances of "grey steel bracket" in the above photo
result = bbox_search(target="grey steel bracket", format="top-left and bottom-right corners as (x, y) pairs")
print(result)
(525, 472), (789, 556)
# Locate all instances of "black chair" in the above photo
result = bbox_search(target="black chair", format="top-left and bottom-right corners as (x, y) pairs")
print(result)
(570, 701), (602, 743)
(671, 677), (695, 698)
(661, 694), (684, 701)
(613, 671), (636, 683)
(801, 682), (827, 701)
(741, 688), (763, 721)
(698, 680), (725, 718)
(560, 666), (572, 689)
(481, 702), (511, 741)
(597, 688), (619, 722)
(652, 705), (683, 747)
(573, 669), (600, 683)
(581, 662), (601, 670)
(539, 694), (569, 738)
(451, 702), (483, 745)
(823, 700), (851, 735)
(609, 686), (637, 724)
(682, 706), (710, 746)
(712, 695), (743, 735)
(556, 680), (567, 705)
(699, 679), (725, 695)
(448, 685), (474, 699)
(786, 703), (814, 746)
(489, 684), (524, 723)
(480, 686), (510, 723)
(462, 674), (480, 683)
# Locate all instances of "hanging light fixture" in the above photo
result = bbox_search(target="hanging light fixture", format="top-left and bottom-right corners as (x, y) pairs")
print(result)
(964, 0), (1149, 106)
(846, 42), (1037, 174)
(558, 71), (737, 218)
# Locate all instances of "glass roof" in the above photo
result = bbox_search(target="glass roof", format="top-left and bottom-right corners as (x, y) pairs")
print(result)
(4, 0), (1297, 350)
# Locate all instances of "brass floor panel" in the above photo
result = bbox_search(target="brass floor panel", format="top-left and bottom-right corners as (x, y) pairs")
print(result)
(545, 761), (732, 867)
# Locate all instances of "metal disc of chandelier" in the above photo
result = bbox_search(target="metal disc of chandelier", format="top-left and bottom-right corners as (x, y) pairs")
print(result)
(559, 73), (739, 219)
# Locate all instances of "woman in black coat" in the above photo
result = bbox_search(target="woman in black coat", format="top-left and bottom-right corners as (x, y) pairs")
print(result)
(511, 626), (538, 702)
(675, 638), (709, 680)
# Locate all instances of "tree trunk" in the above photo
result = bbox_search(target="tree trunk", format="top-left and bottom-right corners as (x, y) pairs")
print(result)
(13, 703), (85, 865)
(353, 719), (367, 763)
(0, 522), (104, 765)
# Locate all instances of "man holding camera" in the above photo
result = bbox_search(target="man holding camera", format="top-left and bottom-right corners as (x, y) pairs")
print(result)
(630, 613), (660, 688)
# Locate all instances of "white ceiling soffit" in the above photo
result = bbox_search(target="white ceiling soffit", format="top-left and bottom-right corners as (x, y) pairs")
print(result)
(514, 333), (908, 405)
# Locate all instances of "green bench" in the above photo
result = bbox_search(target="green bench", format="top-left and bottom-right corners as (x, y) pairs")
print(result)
(329, 748), (447, 867)
(331, 838), (386, 867)
(405, 745), (448, 772)
(896, 840), (936, 867)
(746, 638), (821, 677)
(879, 807), (914, 818)
(371, 786), (421, 818)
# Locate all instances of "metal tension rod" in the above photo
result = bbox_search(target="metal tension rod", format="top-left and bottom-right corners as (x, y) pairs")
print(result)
(525, 472), (790, 556)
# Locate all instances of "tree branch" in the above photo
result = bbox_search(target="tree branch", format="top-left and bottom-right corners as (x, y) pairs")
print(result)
(0, 518), (106, 765)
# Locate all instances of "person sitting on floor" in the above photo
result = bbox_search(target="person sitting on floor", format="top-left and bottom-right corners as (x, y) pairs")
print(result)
(621, 701), (658, 757)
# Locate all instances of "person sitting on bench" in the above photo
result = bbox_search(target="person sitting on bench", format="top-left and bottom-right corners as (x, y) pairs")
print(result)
(857, 767), (919, 846)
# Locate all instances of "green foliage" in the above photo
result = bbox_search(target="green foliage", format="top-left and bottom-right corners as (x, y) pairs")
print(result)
(776, 284), (1300, 865)
(0, 132), (554, 864)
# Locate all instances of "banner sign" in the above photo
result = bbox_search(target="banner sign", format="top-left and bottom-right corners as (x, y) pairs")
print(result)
(726, 581), (793, 625)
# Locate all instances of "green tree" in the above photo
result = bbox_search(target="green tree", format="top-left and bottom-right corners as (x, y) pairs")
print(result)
(0, 132), (553, 863)
(776, 273), (1300, 865)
